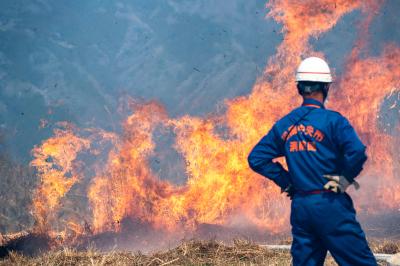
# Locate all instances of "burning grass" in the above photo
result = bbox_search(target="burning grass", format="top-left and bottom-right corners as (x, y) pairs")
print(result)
(0, 238), (397, 266)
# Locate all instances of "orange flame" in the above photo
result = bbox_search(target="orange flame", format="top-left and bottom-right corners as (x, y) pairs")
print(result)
(333, 44), (400, 211)
(31, 123), (90, 231)
(31, 0), (398, 239)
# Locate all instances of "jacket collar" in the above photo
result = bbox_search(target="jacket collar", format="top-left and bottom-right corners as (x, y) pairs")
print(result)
(302, 98), (325, 109)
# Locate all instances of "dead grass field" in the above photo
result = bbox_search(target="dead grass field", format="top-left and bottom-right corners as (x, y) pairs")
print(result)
(0, 239), (398, 266)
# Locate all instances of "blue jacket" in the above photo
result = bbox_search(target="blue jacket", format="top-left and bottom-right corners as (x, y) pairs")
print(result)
(248, 98), (367, 192)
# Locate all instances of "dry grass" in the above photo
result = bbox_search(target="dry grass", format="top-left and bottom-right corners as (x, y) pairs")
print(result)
(2, 238), (397, 266)
(0, 240), (400, 266)
(0, 239), (289, 266)
(370, 238), (400, 254)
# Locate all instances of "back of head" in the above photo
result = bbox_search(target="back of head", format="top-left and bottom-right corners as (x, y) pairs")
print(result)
(296, 57), (332, 100)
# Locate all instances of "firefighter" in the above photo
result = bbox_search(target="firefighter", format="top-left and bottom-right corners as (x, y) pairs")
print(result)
(248, 57), (377, 266)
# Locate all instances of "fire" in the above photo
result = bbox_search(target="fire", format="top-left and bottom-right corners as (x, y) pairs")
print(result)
(88, 102), (177, 232)
(30, 0), (399, 241)
(265, 0), (382, 88)
(333, 45), (400, 210)
(31, 122), (90, 231)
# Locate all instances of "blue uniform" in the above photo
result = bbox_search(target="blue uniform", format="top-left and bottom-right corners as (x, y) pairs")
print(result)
(248, 98), (377, 266)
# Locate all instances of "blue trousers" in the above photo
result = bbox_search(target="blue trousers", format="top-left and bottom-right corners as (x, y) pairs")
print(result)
(290, 193), (377, 266)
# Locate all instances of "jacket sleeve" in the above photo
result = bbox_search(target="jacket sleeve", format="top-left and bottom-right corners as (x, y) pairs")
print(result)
(247, 125), (290, 190)
(334, 116), (367, 182)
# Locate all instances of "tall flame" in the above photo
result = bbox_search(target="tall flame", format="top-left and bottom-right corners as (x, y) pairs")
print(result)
(31, 123), (90, 231)
(31, 0), (399, 239)
(333, 44), (400, 211)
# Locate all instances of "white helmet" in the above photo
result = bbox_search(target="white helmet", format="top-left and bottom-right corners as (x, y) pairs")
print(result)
(296, 57), (332, 83)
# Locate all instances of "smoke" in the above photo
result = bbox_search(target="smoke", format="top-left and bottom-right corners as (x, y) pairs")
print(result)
(0, 0), (276, 162)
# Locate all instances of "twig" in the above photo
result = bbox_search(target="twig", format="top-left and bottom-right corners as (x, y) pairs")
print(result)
(146, 257), (164, 266)
(160, 258), (179, 265)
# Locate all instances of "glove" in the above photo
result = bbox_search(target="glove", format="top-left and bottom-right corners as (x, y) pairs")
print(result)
(323, 175), (360, 193)
(282, 184), (296, 200)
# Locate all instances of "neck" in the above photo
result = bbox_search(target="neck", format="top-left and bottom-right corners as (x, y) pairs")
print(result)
(304, 94), (324, 104)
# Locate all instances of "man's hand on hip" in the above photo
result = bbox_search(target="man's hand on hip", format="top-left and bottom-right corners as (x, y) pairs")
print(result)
(323, 175), (360, 193)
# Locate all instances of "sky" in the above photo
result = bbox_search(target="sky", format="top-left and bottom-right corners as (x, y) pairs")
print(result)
(0, 0), (399, 162)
